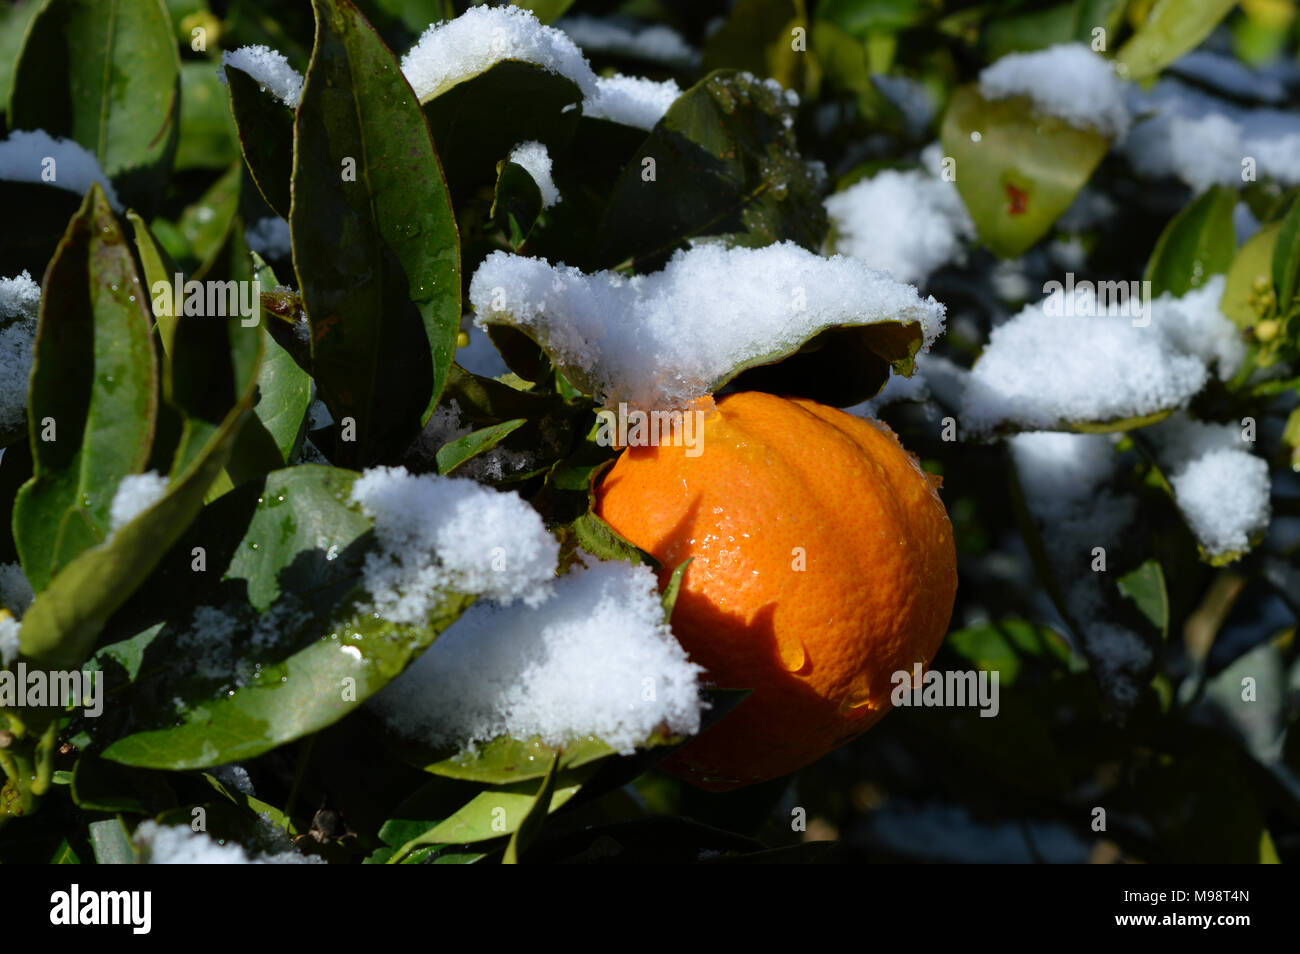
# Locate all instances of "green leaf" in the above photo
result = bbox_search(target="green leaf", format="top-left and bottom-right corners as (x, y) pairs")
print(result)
(420, 60), (582, 197)
(9, 0), (180, 210)
(808, 21), (897, 127)
(1116, 0), (1236, 80)
(941, 84), (1110, 258)
(817, 0), (938, 35)
(292, 0), (461, 467)
(49, 839), (82, 863)
(982, 3), (1076, 59)
(1221, 222), (1279, 329)
(13, 184), (158, 595)
(126, 210), (182, 349)
(598, 70), (826, 269)
(567, 509), (659, 569)
(88, 816), (136, 864)
(661, 558), (691, 622)
(176, 61), (240, 172)
(418, 734), (619, 785)
(0, 1), (41, 118)
(1117, 559), (1170, 639)
(17, 223), (263, 670)
(491, 160), (544, 248)
(436, 418), (527, 476)
(249, 254), (312, 463)
(701, 0), (808, 91)
(503, 751), (558, 863)
(224, 63), (295, 220)
(99, 466), (477, 769)
(1271, 195), (1300, 314)
(946, 619), (1073, 687)
(388, 767), (594, 860)
(1143, 185), (1236, 298)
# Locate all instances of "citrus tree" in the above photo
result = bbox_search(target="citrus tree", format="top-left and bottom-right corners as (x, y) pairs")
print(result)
(0, 0), (1297, 864)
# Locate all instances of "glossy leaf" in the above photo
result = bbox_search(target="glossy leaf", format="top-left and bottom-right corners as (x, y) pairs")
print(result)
(1116, 0), (1236, 80)
(292, 0), (460, 467)
(421, 60), (582, 197)
(436, 418), (527, 476)
(13, 184), (158, 595)
(9, 0), (180, 209)
(598, 70), (827, 269)
(249, 254), (312, 463)
(1117, 559), (1170, 639)
(1271, 195), (1300, 314)
(99, 466), (478, 769)
(502, 751), (558, 863)
(224, 64), (295, 220)
(941, 84), (1110, 258)
(1143, 185), (1236, 298)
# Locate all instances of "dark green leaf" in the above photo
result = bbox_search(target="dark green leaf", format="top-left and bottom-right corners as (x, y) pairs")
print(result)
(701, 0), (807, 90)
(598, 70), (826, 269)
(13, 184), (158, 594)
(491, 160), (544, 247)
(224, 64), (294, 220)
(99, 466), (477, 769)
(1144, 185), (1236, 298)
(1117, 559), (1170, 639)
(9, 0), (180, 210)
(292, 0), (461, 466)
(420, 61), (581, 198)
(1271, 195), (1300, 313)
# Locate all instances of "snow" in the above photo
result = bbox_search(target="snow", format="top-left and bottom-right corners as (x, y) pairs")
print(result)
(1146, 414), (1271, 559)
(244, 217), (292, 259)
(0, 130), (122, 209)
(824, 168), (973, 285)
(134, 821), (323, 864)
(0, 613), (18, 666)
(0, 271), (40, 433)
(349, 466), (557, 623)
(211, 763), (254, 795)
(403, 399), (531, 481)
(1009, 432), (1151, 705)
(962, 278), (1240, 434)
(219, 46), (303, 108)
(0, 563), (34, 616)
(558, 15), (699, 67)
(1123, 79), (1300, 190)
(847, 353), (966, 418)
(1148, 276), (1243, 379)
(978, 44), (1130, 138)
(370, 559), (704, 754)
(401, 5), (597, 101)
(108, 472), (170, 533)
(584, 74), (681, 130)
(469, 242), (946, 410)
(400, 6), (678, 130)
(508, 141), (560, 208)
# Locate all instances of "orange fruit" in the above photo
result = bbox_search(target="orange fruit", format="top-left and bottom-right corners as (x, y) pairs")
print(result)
(594, 391), (957, 791)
